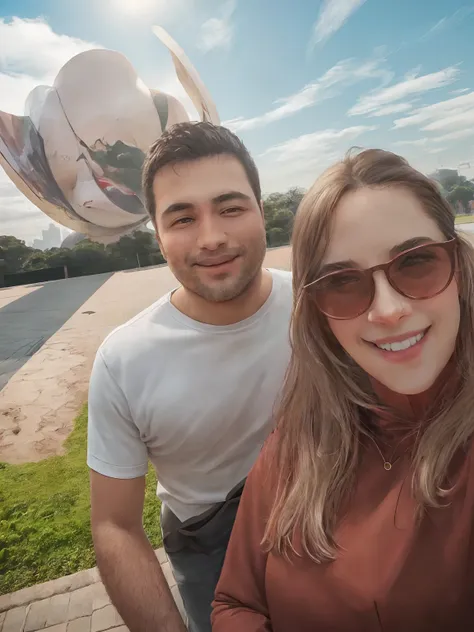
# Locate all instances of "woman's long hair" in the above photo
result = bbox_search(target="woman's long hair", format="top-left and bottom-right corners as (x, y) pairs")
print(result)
(263, 148), (474, 562)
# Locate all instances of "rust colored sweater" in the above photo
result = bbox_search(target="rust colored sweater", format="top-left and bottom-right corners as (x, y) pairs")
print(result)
(212, 371), (474, 631)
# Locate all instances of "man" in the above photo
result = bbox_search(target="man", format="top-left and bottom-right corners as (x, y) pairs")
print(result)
(88, 122), (292, 632)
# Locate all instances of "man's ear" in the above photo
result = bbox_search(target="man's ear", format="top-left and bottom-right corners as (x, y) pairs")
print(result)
(259, 199), (265, 219)
(154, 227), (167, 261)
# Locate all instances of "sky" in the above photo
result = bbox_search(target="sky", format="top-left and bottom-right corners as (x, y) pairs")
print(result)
(0, 0), (474, 243)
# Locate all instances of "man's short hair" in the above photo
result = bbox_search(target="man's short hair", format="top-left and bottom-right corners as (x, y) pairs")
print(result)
(142, 122), (261, 222)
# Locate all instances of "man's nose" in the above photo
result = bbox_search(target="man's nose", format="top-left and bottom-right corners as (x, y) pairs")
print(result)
(196, 216), (227, 251)
(367, 271), (412, 325)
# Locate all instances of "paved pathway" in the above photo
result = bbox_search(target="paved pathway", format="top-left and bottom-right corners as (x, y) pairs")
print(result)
(0, 548), (184, 632)
(0, 274), (113, 391)
(0, 265), (178, 463)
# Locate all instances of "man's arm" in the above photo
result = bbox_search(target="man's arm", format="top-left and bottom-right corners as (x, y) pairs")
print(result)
(87, 348), (186, 632)
(90, 470), (186, 632)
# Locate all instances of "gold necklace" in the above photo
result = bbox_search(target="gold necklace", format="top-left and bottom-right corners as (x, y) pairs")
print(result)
(368, 435), (401, 471)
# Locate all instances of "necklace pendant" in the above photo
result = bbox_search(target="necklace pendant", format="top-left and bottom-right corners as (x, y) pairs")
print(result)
(384, 462), (392, 471)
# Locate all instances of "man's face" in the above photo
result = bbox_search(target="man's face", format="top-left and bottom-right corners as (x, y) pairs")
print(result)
(153, 155), (267, 303)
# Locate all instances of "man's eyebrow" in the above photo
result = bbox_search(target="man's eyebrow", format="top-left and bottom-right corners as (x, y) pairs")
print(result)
(160, 191), (252, 217)
(318, 237), (438, 277)
(161, 202), (194, 217)
(211, 191), (252, 204)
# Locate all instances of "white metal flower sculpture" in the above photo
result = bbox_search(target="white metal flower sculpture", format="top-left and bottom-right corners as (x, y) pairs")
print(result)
(0, 27), (220, 243)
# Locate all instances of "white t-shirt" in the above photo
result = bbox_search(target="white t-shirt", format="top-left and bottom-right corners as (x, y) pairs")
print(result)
(87, 268), (292, 522)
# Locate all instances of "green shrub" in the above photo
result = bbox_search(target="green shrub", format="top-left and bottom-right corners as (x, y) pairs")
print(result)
(0, 405), (162, 595)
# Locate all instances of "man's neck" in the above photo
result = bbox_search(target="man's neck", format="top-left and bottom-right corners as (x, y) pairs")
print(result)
(171, 269), (273, 326)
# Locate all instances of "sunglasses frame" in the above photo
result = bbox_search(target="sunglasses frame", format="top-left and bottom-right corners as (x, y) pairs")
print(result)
(304, 238), (458, 320)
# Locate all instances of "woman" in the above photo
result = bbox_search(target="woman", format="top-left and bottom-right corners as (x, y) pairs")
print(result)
(211, 149), (474, 631)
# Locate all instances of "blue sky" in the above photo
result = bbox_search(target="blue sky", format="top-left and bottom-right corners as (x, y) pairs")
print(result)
(1, 0), (474, 242)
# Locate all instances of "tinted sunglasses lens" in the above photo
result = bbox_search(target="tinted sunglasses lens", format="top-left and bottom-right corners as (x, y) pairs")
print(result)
(314, 270), (372, 319)
(389, 244), (453, 299)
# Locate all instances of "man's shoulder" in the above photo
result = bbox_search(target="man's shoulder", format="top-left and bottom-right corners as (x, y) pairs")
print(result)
(269, 268), (292, 294)
(98, 292), (173, 363)
(268, 268), (292, 310)
(269, 267), (292, 283)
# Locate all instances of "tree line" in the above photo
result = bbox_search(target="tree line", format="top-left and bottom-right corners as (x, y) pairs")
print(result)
(431, 169), (474, 213)
(0, 188), (304, 279)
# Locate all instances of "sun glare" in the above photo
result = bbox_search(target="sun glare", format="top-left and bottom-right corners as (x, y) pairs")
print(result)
(112, 0), (157, 16)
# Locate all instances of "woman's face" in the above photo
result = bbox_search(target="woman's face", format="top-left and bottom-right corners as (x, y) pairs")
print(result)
(323, 186), (460, 394)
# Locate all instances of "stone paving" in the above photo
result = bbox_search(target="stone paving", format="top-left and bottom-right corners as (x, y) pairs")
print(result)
(0, 548), (185, 632)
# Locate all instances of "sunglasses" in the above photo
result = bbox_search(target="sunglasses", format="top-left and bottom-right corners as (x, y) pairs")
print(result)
(304, 239), (457, 320)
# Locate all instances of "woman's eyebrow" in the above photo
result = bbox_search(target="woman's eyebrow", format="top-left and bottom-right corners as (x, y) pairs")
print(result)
(389, 236), (436, 257)
(318, 237), (438, 277)
(318, 260), (358, 276)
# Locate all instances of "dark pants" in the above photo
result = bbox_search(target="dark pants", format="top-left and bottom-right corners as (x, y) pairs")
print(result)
(161, 480), (245, 632)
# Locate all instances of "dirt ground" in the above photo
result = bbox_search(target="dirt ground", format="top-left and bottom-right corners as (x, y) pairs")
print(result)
(0, 247), (291, 464)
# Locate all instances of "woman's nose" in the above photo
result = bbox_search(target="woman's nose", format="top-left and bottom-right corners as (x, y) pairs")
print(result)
(367, 271), (412, 325)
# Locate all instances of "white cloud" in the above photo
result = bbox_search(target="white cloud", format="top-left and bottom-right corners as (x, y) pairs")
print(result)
(391, 120), (474, 155)
(0, 71), (40, 115)
(422, 16), (448, 39)
(224, 57), (391, 132)
(389, 89), (474, 158)
(262, 125), (378, 161)
(421, 7), (474, 41)
(0, 17), (102, 115)
(0, 17), (102, 82)
(433, 128), (474, 143)
(427, 147), (447, 154)
(393, 138), (432, 148)
(393, 91), (474, 132)
(369, 102), (413, 117)
(110, 0), (193, 22)
(451, 88), (470, 96)
(349, 66), (460, 116)
(310, 0), (367, 48)
(0, 170), (53, 244)
(198, 0), (236, 52)
(423, 109), (474, 133)
(404, 66), (423, 81)
(259, 125), (377, 192)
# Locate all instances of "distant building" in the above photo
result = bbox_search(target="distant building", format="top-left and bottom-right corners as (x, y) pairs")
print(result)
(430, 168), (459, 183)
(0, 252), (5, 288)
(32, 223), (61, 251)
(61, 232), (86, 249)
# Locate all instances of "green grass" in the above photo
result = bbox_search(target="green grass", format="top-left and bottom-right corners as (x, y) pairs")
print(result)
(455, 214), (474, 224)
(0, 405), (162, 595)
